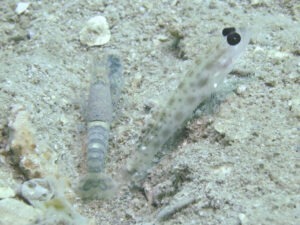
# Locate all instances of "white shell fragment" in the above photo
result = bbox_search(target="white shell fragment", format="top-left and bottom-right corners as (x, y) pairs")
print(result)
(79, 15), (111, 46)
(15, 2), (30, 15)
(20, 178), (55, 206)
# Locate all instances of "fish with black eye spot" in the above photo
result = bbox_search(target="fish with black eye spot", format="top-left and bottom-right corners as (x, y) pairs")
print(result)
(222, 27), (241, 46)
(124, 26), (251, 188)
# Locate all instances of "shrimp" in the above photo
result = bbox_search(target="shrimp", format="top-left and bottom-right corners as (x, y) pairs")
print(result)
(77, 54), (123, 201)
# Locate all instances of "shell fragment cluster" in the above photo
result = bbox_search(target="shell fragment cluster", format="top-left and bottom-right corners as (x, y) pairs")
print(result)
(79, 15), (111, 47)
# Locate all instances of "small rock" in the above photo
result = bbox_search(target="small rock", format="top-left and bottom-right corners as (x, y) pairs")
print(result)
(238, 213), (249, 225)
(214, 115), (251, 143)
(0, 187), (15, 199)
(40, 196), (90, 225)
(79, 15), (111, 46)
(288, 97), (300, 119)
(235, 85), (248, 96)
(264, 79), (276, 87)
(250, 0), (270, 7)
(130, 72), (143, 89)
(143, 99), (158, 112)
(7, 105), (37, 163)
(0, 198), (41, 225)
(15, 2), (30, 15)
(7, 104), (58, 179)
(156, 34), (169, 42)
(20, 178), (55, 206)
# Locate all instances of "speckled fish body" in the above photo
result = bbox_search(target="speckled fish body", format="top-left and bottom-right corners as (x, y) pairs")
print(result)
(126, 28), (251, 185)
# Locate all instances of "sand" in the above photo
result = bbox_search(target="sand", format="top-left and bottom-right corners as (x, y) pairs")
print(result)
(0, 0), (299, 224)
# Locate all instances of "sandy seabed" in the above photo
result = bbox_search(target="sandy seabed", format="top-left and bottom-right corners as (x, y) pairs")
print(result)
(0, 1), (299, 225)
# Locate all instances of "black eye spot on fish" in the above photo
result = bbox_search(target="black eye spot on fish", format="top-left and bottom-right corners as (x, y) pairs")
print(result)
(125, 27), (250, 188)
(222, 27), (236, 36)
(222, 27), (241, 46)
(227, 32), (241, 45)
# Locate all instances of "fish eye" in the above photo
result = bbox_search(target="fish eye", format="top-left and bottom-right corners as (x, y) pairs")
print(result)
(222, 27), (236, 36)
(227, 32), (241, 45)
